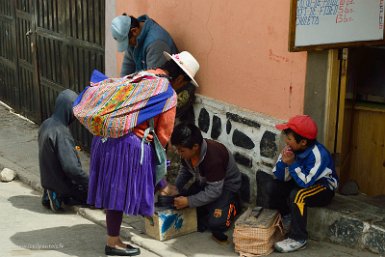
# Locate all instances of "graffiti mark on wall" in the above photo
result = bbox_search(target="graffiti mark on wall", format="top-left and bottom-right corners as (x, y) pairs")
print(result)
(269, 49), (289, 63)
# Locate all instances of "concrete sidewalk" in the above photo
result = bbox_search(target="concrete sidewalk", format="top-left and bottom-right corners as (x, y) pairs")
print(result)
(1, 180), (158, 257)
(0, 101), (381, 257)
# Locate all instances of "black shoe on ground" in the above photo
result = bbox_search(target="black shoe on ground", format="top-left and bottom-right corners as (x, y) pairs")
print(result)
(41, 190), (50, 209)
(197, 218), (208, 232)
(47, 190), (63, 212)
(211, 231), (229, 244)
(197, 223), (207, 232)
(105, 244), (140, 256)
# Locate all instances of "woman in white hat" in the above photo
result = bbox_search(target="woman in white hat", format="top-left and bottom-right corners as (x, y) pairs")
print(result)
(87, 51), (199, 256)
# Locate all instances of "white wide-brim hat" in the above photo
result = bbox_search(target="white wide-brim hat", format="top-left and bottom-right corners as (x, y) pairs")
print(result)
(163, 51), (200, 87)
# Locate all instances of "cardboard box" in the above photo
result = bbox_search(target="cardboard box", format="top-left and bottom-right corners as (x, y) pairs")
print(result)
(144, 207), (197, 241)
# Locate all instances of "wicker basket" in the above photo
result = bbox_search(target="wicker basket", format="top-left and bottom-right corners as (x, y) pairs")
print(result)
(233, 208), (284, 257)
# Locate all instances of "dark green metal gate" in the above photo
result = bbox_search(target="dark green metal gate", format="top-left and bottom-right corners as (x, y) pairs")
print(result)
(0, 0), (105, 149)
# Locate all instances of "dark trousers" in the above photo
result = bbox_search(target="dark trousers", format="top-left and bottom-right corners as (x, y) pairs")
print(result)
(182, 182), (239, 233)
(44, 185), (88, 205)
(256, 171), (334, 240)
(67, 184), (88, 204)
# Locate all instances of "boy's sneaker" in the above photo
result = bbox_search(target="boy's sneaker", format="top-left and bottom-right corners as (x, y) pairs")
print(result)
(47, 190), (63, 212)
(274, 238), (307, 253)
(41, 190), (50, 209)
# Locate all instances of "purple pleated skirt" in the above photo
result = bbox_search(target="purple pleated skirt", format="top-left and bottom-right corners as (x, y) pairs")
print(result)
(87, 132), (156, 216)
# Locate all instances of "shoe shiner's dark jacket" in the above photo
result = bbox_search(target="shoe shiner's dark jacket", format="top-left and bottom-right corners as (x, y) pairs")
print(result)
(175, 139), (242, 207)
(38, 89), (89, 196)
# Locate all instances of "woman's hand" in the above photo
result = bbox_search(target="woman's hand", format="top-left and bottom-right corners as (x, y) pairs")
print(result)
(159, 184), (179, 196)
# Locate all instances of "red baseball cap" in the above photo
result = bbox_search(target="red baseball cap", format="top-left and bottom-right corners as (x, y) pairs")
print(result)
(275, 115), (318, 140)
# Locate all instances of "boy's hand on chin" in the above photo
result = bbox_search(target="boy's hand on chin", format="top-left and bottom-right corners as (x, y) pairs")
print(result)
(282, 146), (295, 165)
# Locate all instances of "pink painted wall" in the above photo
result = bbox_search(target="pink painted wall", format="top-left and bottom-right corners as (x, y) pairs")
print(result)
(113, 0), (307, 119)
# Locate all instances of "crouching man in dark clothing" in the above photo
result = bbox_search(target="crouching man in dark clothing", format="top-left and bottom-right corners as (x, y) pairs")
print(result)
(38, 89), (89, 212)
(166, 123), (242, 243)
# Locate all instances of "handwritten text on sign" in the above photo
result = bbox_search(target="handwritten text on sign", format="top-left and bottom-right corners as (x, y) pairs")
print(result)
(294, 0), (385, 47)
(296, 0), (358, 25)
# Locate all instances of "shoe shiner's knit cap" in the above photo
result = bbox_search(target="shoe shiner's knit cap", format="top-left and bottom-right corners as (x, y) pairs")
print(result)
(163, 51), (200, 87)
(111, 15), (131, 52)
(275, 115), (318, 140)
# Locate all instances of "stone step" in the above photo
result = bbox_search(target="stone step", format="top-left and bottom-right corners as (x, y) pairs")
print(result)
(308, 193), (385, 255)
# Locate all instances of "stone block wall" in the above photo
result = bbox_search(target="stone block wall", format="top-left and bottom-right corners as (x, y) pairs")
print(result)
(193, 95), (284, 203)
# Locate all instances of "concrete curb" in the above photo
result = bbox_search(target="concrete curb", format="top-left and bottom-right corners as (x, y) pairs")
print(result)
(0, 156), (43, 193)
(76, 207), (187, 257)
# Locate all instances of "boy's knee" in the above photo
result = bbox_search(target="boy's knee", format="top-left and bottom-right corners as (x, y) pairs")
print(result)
(289, 188), (300, 202)
(207, 206), (235, 232)
(208, 213), (227, 231)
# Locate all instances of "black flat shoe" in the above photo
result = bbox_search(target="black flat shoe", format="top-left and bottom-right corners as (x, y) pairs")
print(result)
(105, 245), (140, 256)
(211, 231), (229, 245)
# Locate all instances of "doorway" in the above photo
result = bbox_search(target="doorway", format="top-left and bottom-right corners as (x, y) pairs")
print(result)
(335, 47), (385, 196)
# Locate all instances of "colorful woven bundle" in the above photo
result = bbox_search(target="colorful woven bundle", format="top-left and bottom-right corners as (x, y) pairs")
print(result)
(73, 71), (177, 138)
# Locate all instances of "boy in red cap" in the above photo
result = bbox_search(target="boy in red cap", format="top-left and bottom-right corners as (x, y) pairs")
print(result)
(264, 115), (339, 253)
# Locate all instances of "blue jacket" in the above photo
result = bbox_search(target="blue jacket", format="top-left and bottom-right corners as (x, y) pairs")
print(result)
(121, 15), (178, 76)
(273, 142), (339, 190)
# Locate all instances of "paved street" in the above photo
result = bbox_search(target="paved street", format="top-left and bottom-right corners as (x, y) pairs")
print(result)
(0, 180), (159, 257)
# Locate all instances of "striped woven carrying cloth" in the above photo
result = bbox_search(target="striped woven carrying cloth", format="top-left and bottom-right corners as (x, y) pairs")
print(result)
(73, 70), (177, 138)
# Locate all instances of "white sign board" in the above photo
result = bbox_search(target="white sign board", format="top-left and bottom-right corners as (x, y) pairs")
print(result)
(289, 0), (385, 51)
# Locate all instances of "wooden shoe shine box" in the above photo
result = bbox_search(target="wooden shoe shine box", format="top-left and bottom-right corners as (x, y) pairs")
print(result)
(144, 207), (197, 241)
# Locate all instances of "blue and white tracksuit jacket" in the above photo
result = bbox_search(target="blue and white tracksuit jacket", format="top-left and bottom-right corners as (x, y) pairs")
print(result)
(273, 142), (339, 191)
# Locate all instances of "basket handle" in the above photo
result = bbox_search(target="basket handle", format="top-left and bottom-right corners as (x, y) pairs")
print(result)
(274, 214), (284, 235)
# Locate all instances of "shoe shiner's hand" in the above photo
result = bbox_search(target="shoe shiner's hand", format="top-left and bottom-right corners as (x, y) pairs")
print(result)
(174, 196), (189, 209)
(159, 184), (179, 196)
(282, 146), (295, 165)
